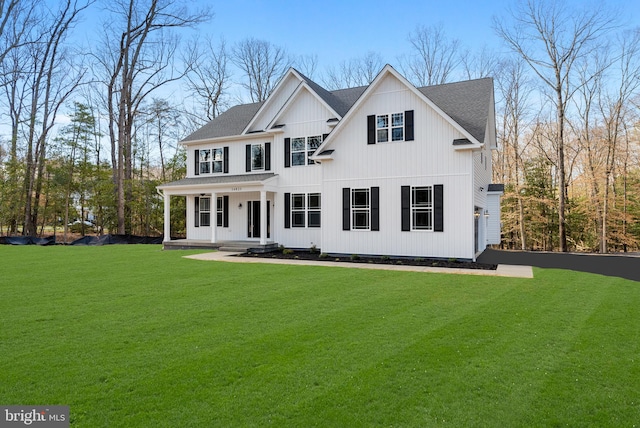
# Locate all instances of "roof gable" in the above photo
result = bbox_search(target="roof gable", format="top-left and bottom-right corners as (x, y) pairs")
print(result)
(315, 65), (488, 154)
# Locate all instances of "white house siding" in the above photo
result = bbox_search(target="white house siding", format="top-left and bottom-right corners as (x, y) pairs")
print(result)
(320, 73), (476, 259)
(247, 75), (300, 132)
(270, 88), (334, 249)
(486, 193), (502, 245)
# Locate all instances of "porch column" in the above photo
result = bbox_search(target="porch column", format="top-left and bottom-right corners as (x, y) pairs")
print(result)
(260, 190), (267, 245)
(211, 191), (217, 244)
(163, 191), (170, 243)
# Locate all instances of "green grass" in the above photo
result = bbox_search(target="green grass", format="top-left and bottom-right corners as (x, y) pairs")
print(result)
(0, 245), (639, 427)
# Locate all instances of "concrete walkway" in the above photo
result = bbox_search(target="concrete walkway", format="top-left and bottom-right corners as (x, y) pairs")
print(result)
(184, 251), (534, 279)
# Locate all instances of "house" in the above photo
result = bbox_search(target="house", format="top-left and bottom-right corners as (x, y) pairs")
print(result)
(157, 65), (503, 261)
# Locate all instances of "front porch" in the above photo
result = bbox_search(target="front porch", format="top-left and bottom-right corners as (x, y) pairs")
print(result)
(163, 239), (279, 253)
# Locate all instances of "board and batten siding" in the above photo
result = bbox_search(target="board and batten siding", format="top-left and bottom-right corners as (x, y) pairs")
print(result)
(246, 75), (300, 132)
(320, 73), (476, 259)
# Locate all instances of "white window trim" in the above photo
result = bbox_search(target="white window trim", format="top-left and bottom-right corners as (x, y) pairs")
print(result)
(199, 197), (211, 227)
(376, 112), (404, 143)
(199, 148), (224, 175)
(290, 135), (322, 167)
(251, 143), (265, 171)
(412, 186), (433, 231)
(351, 188), (370, 231)
(290, 192), (321, 228)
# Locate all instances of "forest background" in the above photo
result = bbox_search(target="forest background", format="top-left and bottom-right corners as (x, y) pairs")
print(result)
(1, 0), (639, 252)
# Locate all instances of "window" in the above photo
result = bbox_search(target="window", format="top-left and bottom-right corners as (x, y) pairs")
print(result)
(199, 149), (211, 174)
(216, 197), (223, 227)
(251, 144), (264, 170)
(412, 187), (433, 230)
(376, 113), (403, 143)
(291, 194), (306, 227)
(306, 136), (322, 165)
(307, 193), (321, 227)
(199, 197), (211, 227)
(289, 135), (322, 166)
(368, 111), (413, 144)
(246, 143), (270, 172)
(198, 148), (224, 174)
(288, 193), (321, 228)
(291, 138), (306, 166)
(212, 148), (223, 173)
(352, 188), (370, 230)
(402, 185), (442, 232)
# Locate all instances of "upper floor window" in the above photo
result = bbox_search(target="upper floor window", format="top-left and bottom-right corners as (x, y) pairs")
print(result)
(286, 135), (323, 167)
(377, 113), (404, 142)
(367, 110), (414, 145)
(199, 149), (223, 174)
(246, 142), (271, 172)
(252, 144), (264, 170)
(195, 147), (228, 176)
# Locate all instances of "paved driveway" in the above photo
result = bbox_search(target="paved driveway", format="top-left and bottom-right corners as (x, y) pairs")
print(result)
(477, 249), (640, 282)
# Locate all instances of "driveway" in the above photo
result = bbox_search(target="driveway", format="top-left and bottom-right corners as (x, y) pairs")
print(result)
(477, 249), (640, 282)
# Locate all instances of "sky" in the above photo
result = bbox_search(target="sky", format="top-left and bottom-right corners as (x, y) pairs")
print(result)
(197, 0), (639, 73)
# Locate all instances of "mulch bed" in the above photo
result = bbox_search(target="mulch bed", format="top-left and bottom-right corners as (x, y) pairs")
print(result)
(238, 249), (498, 270)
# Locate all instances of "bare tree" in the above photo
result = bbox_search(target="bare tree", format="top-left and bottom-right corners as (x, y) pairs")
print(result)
(494, 0), (617, 251)
(461, 45), (500, 80)
(184, 36), (230, 122)
(15, 0), (91, 236)
(400, 24), (461, 86)
(95, 0), (210, 234)
(232, 37), (290, 103)
(295, 54), (318, 79)
(598, 29), (640, 252)
(322, 51), (384, 90)
(495, 58), (533, 249)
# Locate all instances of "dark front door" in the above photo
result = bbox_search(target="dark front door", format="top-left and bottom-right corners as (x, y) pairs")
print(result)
(247, 200), (270, 238)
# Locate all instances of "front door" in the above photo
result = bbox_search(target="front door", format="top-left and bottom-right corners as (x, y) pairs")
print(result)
(247, 200), (270, 238)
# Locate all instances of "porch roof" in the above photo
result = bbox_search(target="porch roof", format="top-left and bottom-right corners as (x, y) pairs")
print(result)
(158, 173), (278, 192)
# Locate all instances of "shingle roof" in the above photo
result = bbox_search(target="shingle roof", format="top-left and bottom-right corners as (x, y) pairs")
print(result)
(181, 70), (492, 145)
(487, 183), (505, 192)
(158, 173), (277, 188)
(182, 102), (264, 142)
(419, 78), (492, 144)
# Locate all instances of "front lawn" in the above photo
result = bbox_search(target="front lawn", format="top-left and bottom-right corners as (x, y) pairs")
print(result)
(0, 245), (638, 426)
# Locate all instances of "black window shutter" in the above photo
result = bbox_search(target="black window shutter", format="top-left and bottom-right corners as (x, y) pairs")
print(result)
(342, 188), (350, 231)
(194, 150), (200, 176)
(434, 184), (444, 232)
(405, 110), (414, 141)
(284, 193), (291, 229)
(223, 195), (229, 227)
(194, 196), (200, 227)
(371, 187), (380, 231)
(245, 145), (251, 172)
(265, 142), (271, 171)
(367, 115), (376, 145)
(401, 186), (411, 231)
(223, 147), (229, 173)
(284, 138), (291, 168)
(322, 133), (329, 141)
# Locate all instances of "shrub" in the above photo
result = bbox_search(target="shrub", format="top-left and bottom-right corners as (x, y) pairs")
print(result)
(350, 254), (360, 261)
(283, 248), (294, 255)
(319, 253), (329, 259)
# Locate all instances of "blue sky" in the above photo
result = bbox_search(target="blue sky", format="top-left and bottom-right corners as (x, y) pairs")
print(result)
(200, 0), (639, 72)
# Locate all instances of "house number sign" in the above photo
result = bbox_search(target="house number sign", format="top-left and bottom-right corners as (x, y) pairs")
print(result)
(231, 187), (243, 191)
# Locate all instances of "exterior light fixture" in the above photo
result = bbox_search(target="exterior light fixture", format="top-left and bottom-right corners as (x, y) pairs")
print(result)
(238, 203), (243, 209)
(484, 210), (490, 218)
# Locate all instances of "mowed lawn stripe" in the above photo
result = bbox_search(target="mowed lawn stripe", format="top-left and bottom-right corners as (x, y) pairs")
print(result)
(1, 246), (639, 427)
